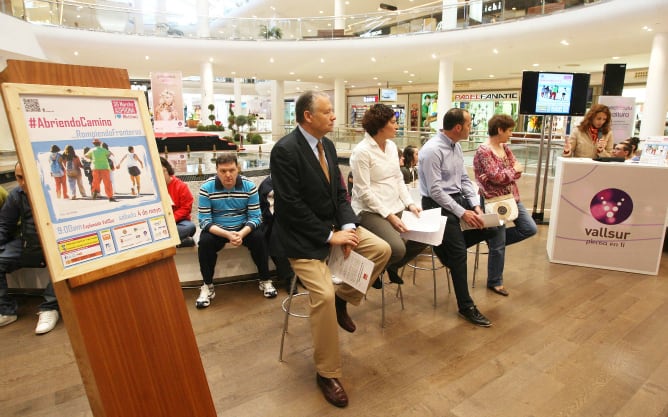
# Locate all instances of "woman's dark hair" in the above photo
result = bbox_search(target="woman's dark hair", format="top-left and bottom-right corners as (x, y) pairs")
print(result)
(50, 144), (60, 152)
(362, 103), (395, 137)
(403, 145), (418, 167)
(623, 136), (640, 153)
(577, 104), (612, 134)
(487, 114), (516, 136)
(160, 156), (174, 175)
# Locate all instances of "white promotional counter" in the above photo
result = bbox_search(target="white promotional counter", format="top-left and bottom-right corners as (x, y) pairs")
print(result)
(547, 158), (668, 275)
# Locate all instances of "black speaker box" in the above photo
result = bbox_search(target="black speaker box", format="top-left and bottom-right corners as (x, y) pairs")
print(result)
(602, 63), (626, 96)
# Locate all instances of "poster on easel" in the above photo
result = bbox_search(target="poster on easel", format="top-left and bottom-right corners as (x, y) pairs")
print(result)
(1, 83), (180, 282)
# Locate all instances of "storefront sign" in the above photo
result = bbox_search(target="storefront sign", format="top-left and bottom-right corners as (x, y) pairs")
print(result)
(453, 91), (519, 101)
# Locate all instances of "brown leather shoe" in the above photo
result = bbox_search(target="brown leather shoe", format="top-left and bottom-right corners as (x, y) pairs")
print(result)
(316, 374), (349, 408)
(334, 295), (356, 333)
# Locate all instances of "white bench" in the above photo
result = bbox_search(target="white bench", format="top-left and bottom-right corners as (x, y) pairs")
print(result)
(7, 242), (276, 290)
(174, 243), (276, 286)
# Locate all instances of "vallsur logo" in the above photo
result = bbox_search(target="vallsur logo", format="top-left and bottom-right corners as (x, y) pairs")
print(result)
(585, 188), (633, 242)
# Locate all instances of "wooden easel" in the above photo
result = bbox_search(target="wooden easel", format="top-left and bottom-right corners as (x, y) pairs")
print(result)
(0, 60), (216, 417)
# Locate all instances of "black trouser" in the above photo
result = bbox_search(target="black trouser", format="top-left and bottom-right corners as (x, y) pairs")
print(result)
(198, 228), (270, 285)
(422, 195), (496, 310)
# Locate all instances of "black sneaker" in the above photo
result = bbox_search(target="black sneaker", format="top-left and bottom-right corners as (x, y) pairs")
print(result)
(458, 306), (492, 327)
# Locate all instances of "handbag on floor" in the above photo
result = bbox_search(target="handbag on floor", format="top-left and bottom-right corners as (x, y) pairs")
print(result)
(484, 194), (518, 223)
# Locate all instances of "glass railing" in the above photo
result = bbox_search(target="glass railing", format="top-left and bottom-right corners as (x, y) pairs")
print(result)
(2, 0), (602, 41)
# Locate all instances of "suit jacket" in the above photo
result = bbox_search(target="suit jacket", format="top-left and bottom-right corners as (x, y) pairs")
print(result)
(270, 127), (357, 260)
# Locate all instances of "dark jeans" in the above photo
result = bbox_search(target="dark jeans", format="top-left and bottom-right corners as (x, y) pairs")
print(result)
(197, 228), (270, 285)
(0, 239), (58, 315)
(422, 195), (497, 311)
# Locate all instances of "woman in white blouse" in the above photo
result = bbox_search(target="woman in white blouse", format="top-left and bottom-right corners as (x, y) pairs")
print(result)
(350, 104), (426, 286)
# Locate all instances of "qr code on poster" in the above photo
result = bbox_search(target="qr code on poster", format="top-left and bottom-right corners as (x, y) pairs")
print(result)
(22, 98), (41, 112)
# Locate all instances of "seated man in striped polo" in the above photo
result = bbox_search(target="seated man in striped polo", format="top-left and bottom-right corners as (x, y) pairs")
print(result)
(195, 153), (276, 308)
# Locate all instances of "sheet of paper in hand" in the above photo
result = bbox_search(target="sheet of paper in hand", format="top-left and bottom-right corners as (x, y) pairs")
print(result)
(328, 246), (375, 294)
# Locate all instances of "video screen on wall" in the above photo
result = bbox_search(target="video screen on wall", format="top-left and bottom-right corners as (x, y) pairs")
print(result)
(519, 71), (590, 116)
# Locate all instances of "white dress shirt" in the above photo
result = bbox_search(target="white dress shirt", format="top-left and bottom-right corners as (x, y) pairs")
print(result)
(350, 133), (414, 218)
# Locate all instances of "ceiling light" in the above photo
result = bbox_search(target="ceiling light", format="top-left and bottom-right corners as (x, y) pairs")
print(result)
(269, 58), (274, 63)
(377, 82), (382, 86)
(289, 71), (295, 75)
(560, 40), (569, 46)
(209, 57), (214, 62)
(231, 71), (236, 75)
(373, 77), (378, 80)
(489, 74), (495, 78)
(493, 48), (499, 54)
(408, 80), (413, 83)
(532, 63), (539, 67)
(431, 53), (437, 59)
(73, 51), (79, 56)
(466, 67), (472, 71)
(319, 10), (323, 14)
(318, 75), (323, 79)
(403, 70), (408, 74)
(296, 79), (301, 82)
(351, 85), (356, 88)
(145, 56), (149, 60)
(410, 73), (415, 77)
(612, 56), (620, 60)
(320, 58), (325, 63)
(371, 57), (376, 62)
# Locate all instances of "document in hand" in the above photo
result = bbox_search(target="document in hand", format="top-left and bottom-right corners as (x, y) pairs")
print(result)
(459, 213), (502, 231)
(328, 246), (375, 294)
(400, 208), (448, 246)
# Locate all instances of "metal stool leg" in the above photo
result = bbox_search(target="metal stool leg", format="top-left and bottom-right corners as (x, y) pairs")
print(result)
(279, 274), (301, 362)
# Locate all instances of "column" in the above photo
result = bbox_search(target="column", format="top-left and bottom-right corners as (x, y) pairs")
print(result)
(133, 0), (144, 34)
(196, 0), (209, 38)
(334, 0), (345, 31)
(639, 32), (668, 138)
(334, 78), (346, 127)
(200, 61), (213, 125)
(441, 0), (458, 30)
(156, 0), (166, 26)
(271, 80), (285, 142)
(437, 57), (454, 125)
(234, 78), (243, 115)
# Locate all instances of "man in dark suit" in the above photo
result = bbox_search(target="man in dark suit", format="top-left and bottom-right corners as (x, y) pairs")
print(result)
(270, 91), (391, 408)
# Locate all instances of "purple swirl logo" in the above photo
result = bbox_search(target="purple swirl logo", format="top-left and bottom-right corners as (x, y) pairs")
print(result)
(589, 188), (633, 225)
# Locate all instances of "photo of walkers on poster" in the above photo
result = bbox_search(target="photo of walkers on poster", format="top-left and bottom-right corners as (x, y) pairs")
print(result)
(1, 83), (179, 281)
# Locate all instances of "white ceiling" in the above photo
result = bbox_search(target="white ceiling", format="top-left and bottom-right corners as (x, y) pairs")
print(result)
(3, 0), (667, 93)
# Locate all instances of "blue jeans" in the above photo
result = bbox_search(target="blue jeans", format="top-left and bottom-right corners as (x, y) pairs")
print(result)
(176, 220), (196, 242)
(486, 201), (537, 287)
(0, 239), (58, 315)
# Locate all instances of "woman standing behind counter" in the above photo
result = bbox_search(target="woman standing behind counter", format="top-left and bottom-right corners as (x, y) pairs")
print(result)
(562, 104), (613, 158)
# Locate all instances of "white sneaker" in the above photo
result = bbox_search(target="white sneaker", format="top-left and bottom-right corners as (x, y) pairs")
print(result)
(195, 284), (215, 309)
(0, 314), (17, 327)
(35, 310), (59, 334)
(259, 280), (278, 298)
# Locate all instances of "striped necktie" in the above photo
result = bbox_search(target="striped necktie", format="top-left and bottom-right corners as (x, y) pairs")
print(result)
(317, 140), (330, 183)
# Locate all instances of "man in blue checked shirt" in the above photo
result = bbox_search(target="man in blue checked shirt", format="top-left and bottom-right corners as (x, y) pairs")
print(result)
(195, 153), (275, 308)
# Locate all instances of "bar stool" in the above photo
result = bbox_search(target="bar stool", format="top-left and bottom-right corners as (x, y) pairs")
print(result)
(279, 274), (308, 362)
(400, 245), (450, 308)
(470, 241), (488, 288)
(377, 271), (404, 328)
